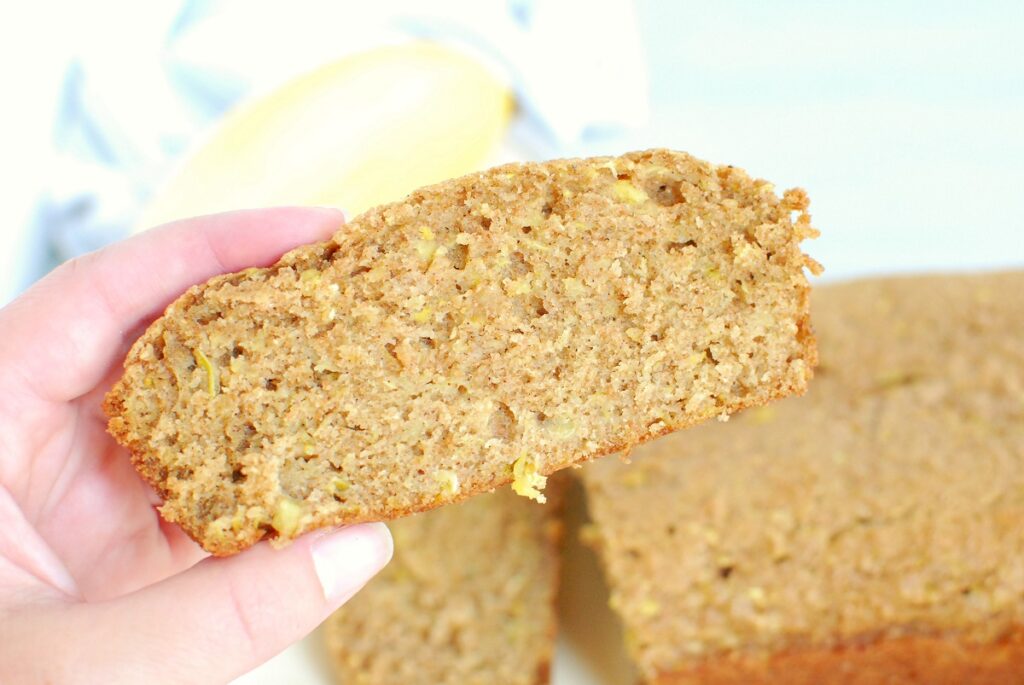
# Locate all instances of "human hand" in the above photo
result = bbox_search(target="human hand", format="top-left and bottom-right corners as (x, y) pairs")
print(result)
(0, 208), (393, 684)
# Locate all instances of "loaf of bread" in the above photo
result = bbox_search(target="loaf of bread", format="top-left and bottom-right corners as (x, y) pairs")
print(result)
(105, 149), (820, 554)
(581, 272), (1024, 684)
(324, 486), (563, 685)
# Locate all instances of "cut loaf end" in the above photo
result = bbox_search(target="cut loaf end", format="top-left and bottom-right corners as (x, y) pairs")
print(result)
(325, 486), (564, 685)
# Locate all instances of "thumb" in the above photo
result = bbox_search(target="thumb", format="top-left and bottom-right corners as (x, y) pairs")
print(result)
(66, 523), (392, 684)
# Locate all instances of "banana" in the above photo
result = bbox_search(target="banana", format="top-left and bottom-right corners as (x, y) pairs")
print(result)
(137, 42), (512, 230)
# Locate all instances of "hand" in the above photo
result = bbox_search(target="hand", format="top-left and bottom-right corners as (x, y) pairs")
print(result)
(0, 208), (393, 684)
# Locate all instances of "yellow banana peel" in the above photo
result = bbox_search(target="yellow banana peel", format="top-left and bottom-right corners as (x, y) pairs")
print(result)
(137, 42), (512, 231)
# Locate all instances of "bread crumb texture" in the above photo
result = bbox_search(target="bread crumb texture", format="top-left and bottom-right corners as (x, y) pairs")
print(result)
(581, 272), (1024, 683)
(105, 149), (818, 554)
(325, 487), (563, 685)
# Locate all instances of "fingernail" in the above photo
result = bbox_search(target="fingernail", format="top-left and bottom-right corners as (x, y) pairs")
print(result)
(311, 523), (392, 602)
(312, 206), (348, 222)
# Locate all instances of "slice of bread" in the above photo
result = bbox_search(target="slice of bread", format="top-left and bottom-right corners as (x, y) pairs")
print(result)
(581, 272), (1024, 684)
(105, 149), (820, 554)
(324, 487), (563, 685)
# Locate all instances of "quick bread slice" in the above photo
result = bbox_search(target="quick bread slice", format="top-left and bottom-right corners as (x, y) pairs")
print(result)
(581, 272), (1024, 684)
(324, 486), (563, 685)
(105, 149), (820, 555)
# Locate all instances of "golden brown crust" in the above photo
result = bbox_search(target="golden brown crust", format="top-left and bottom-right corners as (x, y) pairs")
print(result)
(655, 630), (1024, 685)
(106, 149), (818, 555)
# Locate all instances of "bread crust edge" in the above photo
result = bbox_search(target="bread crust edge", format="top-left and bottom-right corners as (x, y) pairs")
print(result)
(652, 628), (1024, 685)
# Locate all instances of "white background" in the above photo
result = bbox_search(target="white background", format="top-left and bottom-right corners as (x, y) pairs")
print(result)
(0, 1), (1022, 683)
(1, 1), (1022, 296)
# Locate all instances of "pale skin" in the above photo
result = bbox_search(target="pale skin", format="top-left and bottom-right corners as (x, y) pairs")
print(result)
(0, 208), (393, 684)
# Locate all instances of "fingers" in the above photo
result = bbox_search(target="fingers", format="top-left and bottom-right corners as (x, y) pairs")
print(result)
(0, 485), (80, 601)
(0, 207), (344, 403)
(16, 524), (392, 685)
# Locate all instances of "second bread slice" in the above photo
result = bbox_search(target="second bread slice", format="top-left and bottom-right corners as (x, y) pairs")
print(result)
(105, 149), (820, 554)
(325, 486), (564, 684)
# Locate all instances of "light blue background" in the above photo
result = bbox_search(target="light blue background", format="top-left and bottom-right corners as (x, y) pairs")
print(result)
(572, 1), (1024, 279)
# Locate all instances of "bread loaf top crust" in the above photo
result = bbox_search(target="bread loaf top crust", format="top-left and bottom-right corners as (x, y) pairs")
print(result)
(583, 272), (1024, 682)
